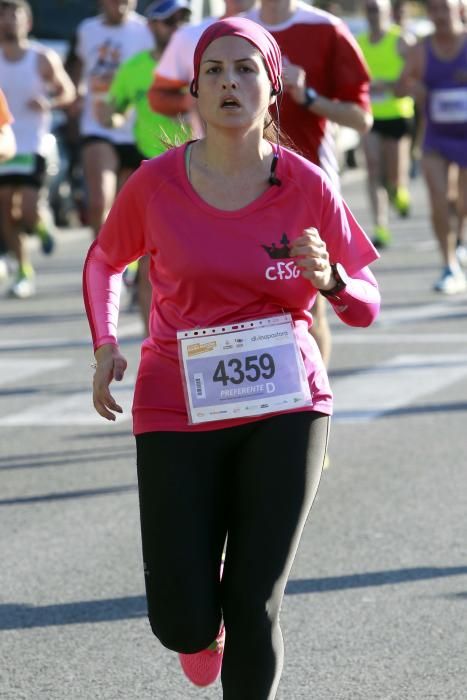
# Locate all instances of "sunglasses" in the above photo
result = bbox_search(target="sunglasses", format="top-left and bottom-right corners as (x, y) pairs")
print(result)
(161, 12), (186, 26)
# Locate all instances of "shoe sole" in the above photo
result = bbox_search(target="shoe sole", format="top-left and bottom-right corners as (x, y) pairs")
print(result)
(433, 283), (467, 295)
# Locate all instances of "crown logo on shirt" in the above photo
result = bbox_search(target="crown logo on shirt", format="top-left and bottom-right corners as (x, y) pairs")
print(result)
(261, 233), (291, 259)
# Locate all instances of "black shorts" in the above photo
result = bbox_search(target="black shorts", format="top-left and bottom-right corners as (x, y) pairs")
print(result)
(0, 154), (47, 189)
(371, 117), (414, 140)
(81, 135), (145, 171)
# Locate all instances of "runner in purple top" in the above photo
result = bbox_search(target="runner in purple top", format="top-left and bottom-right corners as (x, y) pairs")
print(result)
(423, 31), (467, 164)
(396, 0), (467, 293)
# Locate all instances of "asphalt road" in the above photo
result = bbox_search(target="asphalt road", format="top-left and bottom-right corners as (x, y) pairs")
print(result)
(1, 164), (466, 700)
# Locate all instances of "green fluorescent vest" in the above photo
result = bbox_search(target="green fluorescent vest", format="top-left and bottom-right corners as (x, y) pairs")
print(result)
(357, 25), (414, 120)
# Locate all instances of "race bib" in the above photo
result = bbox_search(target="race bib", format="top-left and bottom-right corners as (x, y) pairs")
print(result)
(0, 154), (35, 176)
(430, 88), (467, 123)
(177, 314), (312, 425)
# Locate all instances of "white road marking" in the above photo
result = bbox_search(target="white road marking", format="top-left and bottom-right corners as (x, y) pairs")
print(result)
(0, 322), (143, 350)
(332, 354), (467, 423)
(377, 300), (467, 326)
(332, 332), (467, 344)
(1, 353), (466, 426)
(0, 375), (135, 426)
(0, 359), (71, 385)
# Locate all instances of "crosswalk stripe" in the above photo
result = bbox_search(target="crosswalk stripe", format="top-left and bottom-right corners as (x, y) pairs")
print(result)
(332, 332), (467, 344)
(1, 353), (466, 427)
(332, 353), (467, 423)
(377, 300), (467, 326)
(0, 322), (142, 351)
(0, 359), (71, 386)
(0, 375), (135, 426)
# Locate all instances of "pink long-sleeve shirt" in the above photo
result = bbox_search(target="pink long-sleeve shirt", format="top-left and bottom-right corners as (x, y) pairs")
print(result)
(83, 144), (380, 433)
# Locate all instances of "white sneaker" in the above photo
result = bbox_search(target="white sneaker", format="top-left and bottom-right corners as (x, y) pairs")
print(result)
(8, 275), (35, 299)
(433, 266), (467, 295)
(456, 245), (467, 268)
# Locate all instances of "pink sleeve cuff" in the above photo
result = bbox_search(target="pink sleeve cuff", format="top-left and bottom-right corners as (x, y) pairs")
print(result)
(322, 266), (380, 327)
(83, 241), (126, 352)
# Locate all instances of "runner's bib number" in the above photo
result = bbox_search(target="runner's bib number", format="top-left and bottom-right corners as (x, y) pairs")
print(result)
(177, 314), (312, 425)
(430, 88), (467, 123)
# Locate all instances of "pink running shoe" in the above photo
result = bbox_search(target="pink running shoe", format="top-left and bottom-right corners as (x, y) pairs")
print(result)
(178, 624), (225, 687)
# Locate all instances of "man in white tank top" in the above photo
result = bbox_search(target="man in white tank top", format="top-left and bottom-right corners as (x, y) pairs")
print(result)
(0, 0), (76, 298)
(65, 0), (153, 238)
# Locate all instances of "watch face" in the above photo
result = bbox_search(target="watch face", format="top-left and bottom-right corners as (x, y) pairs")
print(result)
(334, 262), (349, 285)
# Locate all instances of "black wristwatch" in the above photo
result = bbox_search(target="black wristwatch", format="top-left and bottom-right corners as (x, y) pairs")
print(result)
(320, 263), (349, 297)
(302, 87), (318, 109)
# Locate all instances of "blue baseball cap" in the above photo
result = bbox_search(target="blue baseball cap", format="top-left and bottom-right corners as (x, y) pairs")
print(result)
(144, 0), (191, 21)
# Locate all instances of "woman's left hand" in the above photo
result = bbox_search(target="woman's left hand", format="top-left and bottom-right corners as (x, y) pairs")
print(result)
(290, 227), (334, 291)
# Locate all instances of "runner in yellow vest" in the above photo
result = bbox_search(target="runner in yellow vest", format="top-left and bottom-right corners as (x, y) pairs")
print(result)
(358, 0), (415, 247)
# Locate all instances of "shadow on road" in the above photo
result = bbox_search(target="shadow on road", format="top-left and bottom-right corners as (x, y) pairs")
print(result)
(0, 483), (136, 506)
(329, 358), (467, 379)
(0, 446), (134, 471)
(1, 566), (466, 630)
(285, 566), (467, 594)
(0, 596), (147, 630)
(334, 400), (467, 422)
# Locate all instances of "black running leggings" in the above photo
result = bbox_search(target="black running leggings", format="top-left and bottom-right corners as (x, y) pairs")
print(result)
(136, 411), (330, 700)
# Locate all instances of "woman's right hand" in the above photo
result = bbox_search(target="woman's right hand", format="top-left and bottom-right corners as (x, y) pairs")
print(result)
(92, 344), (128, 421)
(281, 56), (307, 105)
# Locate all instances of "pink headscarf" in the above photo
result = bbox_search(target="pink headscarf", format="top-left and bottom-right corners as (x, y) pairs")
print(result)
(191, 17), (283, 97)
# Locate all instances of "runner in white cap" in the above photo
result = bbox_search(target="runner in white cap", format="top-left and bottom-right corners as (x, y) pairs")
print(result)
(148, 0), (254, 136)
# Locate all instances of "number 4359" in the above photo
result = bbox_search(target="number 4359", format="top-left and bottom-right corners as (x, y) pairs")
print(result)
(212, 353), (275, 386)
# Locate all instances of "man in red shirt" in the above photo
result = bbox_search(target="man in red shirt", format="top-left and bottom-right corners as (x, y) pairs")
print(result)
(245, 0), (373, 366)
(148, 0), (373, 367)
(246, 1), (371, 172)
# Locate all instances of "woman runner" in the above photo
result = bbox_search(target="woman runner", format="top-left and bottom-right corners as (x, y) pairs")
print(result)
(83, 17), (381, 699)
